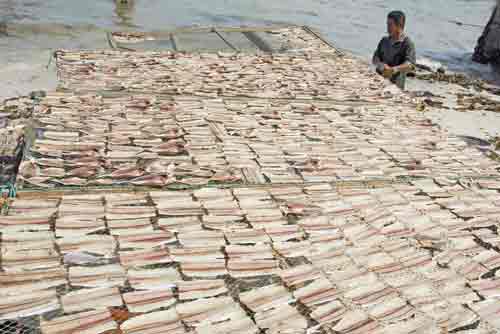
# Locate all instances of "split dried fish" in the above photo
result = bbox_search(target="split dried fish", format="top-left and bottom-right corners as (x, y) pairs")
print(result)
(56, 216), (106, 237)
(176, 296), (245, 327)
(41, 309), (117, 334)
(293, 278), (340, 307)
(177, 231), (226, 247)
(0, 267), (66, 293)
(123, 289), (176, 313)
(0, 289), (59, 320)
(180, 259), (227, 278)
(127, 267), (180, 290)
(177, 279), (228, 300)
(119, 248), (171, 268)
(240, 284), (292, 312)
(254, 304), (308, 333)
(1, 248), (60, 271)
(61, 286), (122, 313)
(170, 246), (224, 262)
(310, 300), (347, 325)
(226, 244), (274, 260)
(107, 218), (154, 236)
(227, 259), (279, 278)
(57, 235), (116, 257)
(279, 264), (322, 287)
(69, 264), (126, 288)
(118, 231), (176, 249)
(120, 309), (185, 334)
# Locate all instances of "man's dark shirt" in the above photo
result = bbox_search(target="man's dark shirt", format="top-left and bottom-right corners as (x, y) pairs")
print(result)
(373, 35), (416, 89)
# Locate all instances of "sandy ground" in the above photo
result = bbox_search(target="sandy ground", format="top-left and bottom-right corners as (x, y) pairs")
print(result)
(0, 51), (57, 101)
(407, 78), (500, 139)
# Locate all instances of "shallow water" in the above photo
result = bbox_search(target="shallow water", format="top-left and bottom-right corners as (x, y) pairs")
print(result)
(0, 0), (497, 98)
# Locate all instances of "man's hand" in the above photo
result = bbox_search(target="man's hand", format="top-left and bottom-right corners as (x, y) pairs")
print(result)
(382, 64), (394, 78)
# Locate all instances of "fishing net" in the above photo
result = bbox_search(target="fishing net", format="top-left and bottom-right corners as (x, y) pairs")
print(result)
(0, 318), (40, 334)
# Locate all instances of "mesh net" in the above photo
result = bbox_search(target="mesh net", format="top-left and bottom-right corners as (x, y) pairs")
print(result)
(0, 317), (40, 334)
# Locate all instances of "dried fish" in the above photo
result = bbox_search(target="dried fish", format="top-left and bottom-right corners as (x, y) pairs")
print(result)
(107, 218), (154, 236)
(240, 284), (292, 312)
(41, 309), (117, 334)
(158, 216), (202, 233)
(0, 267), (66, 293)
(170, 246), (224, 262)
(293, 278), (339, 307)
(57, 235), (116, 257)
(279, 264), (322, 287)
(225, 228), (270, 244)
(331, 309), (378, 334)
(56, 216), (106, 237)
(254, 304), (308, 333)
(177, 231), (226, 247)
(106, 205), (156, 220)
(177, 279), (228, 300)
(310, 300), (347, 325)
(227, 259), (279, 278)
(69, 264), (126, 287)
(1, 248), (60, 270)
(176, 296), (245, 327)
(127, 267), (180, 290)
(61, 286), (122, 313)
(0, 289), (59, 320)
(123, 289), (176, 313)
(120, 309), (185, 334)
(226, 244), (274, 260)
(0, 214), (53, 231)
(180, 260), (227, 278)
(118, 231), (176, 249)
(119, 248), (171, 268)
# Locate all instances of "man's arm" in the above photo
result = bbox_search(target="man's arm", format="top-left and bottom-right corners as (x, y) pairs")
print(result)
(392, 38), (416, 74)
(372, 39), (386, 73)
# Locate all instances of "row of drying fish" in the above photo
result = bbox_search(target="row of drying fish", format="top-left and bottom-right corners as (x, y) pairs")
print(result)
(5, 180), (500, 235)
(54, 50), (404, 103)
(1, 256), (498, 333)
(2, 183), (500, 332)
(16, 92), (499, 189)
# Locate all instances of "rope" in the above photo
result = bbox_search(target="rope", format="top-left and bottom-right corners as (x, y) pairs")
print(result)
(46, 51), (54, 70)
(446, 19), (483, 29)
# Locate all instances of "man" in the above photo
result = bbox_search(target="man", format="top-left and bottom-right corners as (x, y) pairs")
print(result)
(373, 11), (416, 90)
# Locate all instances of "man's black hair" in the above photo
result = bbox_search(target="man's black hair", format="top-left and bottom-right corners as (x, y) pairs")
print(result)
(388, 10), (406, 29)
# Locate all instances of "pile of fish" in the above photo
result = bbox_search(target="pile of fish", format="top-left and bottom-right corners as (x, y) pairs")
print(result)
(54, 50), (400, 102)
(0, 182), (500, 333)
(16, 92), (499, 189)
(0, 125), (25, 185)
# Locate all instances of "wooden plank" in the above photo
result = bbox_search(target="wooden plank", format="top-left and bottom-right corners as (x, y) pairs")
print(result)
(217, 31), (260, 52)
(170, 33), (178, 51)
(301, 26), (342, 55)
(213, 29), (238, 51)
(243, 31), (273, 52)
